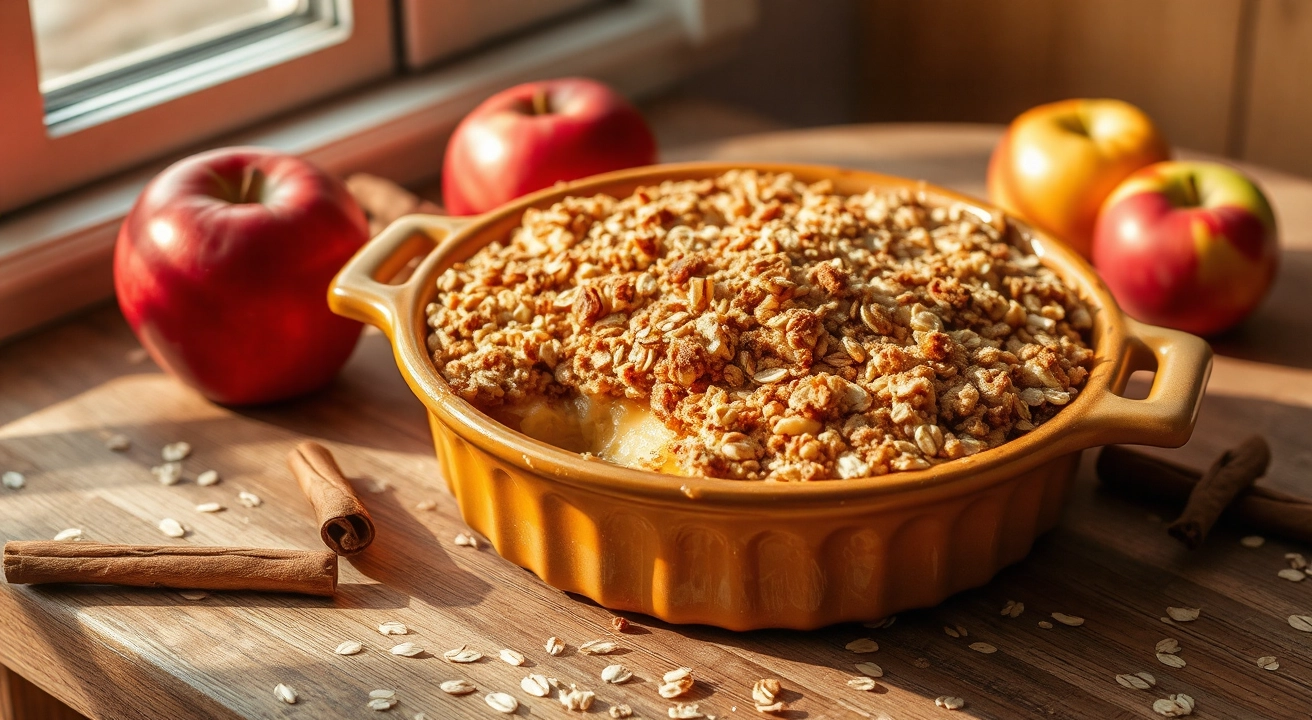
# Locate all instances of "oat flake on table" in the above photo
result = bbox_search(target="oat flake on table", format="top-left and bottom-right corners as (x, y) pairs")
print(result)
(454, 532), (478, 548)
(578, 639), (618, 655)
(391, 642), (422, 657)
(668, 703), (704, 719)
(1166, 607), (1200, 622)
(1001, 600), (1024, 618)
(521, 674), (552, 697)
(1155, 638), (1180, 654)
(559, 685), (596, 711)
(444, 645), (482, 663)
(1152, 693), (1195, 717)
(335, 640), (364, 655)
(104, 434), (131, 451)
(1051, 612), (1084, 626)
(53, 528), (83, 542)
(1277, 568), (1306, 582)
(1240, 535), (1265, 548)
(415, 500), (437, 511)
(273, 684), (297, 704)
(237, 491), (262, 508)
(609, 704), (633, 718)
(943, 625), (961, 638)
(152, 463), (182, 485)
(969, 642), (997, 654)
(1115, 673), (1154, 690)
(935, 696), (965, 710)
(367, 697), (396, 711)
(1288, 614), (1312, 632)
(848, 676), (879, 691)
(440, 679), (477, 695)
(545, 636), (565, 655)
(845, 637), (879, 653)
(1256, 655), (1279, 670)
(1156, 653), (1186, 668)
(602, 664), (633, 684)
(370, 689), (397, 700)
(1287, 552), (1308, 569)
(854, 661), (883, 677)
(378, 621), (408, 635)
(158, 518), (186, 538)
(1, 471), (23, 490)
(1037, 620), (1053, 629)
(179, 590), (207, 601)
(161, 441), (191, 462)
(485, 692), (518, 714)
(196, 469), (220, 486)
(195, 502), (224, 513)
(499, 648), (525, 666)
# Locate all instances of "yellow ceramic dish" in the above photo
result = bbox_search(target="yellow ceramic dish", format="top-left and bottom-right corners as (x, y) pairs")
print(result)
(329, 163), (1212, 630)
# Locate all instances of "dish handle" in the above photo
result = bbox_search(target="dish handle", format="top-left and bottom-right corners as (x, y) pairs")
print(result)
(328, 214), (472, 336)
(1078, 318), (1213, 448)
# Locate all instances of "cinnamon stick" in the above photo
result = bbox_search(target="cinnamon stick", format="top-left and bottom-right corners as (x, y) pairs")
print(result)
(1097, 442), (1312, 545)
(345, 173), (443, 237)
(2, 542), (337, 596)
(1166, 436), (1270, 548)
(288, 442), (375, 555)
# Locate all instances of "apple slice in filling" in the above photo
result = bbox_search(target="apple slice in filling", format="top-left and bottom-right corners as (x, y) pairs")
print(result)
(488, 395), (679, 473)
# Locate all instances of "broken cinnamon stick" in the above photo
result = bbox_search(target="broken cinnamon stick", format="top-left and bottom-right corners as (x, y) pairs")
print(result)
(2, 542), (337, 596)
(288, 441), (375, 555)
(1097, 442), (1312, 545)
(345, 173), (443, 237)
(1166, 436), (1270, 548)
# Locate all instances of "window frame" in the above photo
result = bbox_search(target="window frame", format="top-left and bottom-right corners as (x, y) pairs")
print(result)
(0, 0), (393, 215)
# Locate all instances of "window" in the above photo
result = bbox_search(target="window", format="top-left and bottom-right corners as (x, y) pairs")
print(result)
(0, 0), (391, 213)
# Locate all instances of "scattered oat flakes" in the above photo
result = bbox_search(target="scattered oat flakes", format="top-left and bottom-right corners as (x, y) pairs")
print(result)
(1278, 568), (1306, 582)
(454, 532), (479, 548)
(485, 693), (518, 714)
(863, 616), (896, 629)
(415, 500), (438, 511)
(579, 639), (618, 655)
(238, 491), (262, 508)
(179, 590), (208, 601)
(158, 518), (186, 538)
(391, 642), (422, 657)
(105, 434), (131, 451)
(2, 471), (25, 490)
(943, 625), (960, 638)
(1051, 612), (1084, 627)
(371, 690), (397, 700)
(1288, 614), (1312, 632)
(498, 648), (525, 666)
(602, 664), (633, 684)
(521, 674), (552, 697)
(152, 463), (182, 486)
(559, 684), (596, 711)
(845, 638), (879, 653)
(1166, 607), (1200, 622)
(1001, 600), (1025, 618)
(1152, 693), (1194, 717)
(1256, 655), (1279, 671)
(274, 683), (298, 704)
(367, 697), (397, 711)
(53, 528), (83, 542)
(969, 642), (997, 654)
(1116, 673), (1154, 690)
(378, 621), (408, 635)
(197, 470), (220, 486)
(935, 696), (965, 710)
(335, 641), (364, 655)
(847, 676), (879, 691)
(1155, 638), (1180, 654)
(444, 645), (482, 663)
(854, 661), (883, 678)
(1156, 653), (1186, 668)
(912, 657), (931, 668)
(609, 704), (633, 718)
(195, 502), (224, 513)
(668, 703), (703, 719)
(1240, 535), (1265, 548)
(162, 441), (191, 462)
(611, 616), (631, 633)
(545, 636), (565, 655)
(659, 667), (695, 698)
(440, 679), (477, 695)
(1286, 553), (1308, 570)
(1037, 621), (1053, 629)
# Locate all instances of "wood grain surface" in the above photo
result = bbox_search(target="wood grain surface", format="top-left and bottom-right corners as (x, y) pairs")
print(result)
(5, 125), (1312, 719)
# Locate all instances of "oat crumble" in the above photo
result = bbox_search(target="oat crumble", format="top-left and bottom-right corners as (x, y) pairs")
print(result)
(425, 170), (1093, 481)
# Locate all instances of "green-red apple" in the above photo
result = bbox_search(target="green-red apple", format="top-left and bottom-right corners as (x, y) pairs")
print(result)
(1092, 161), (1278, 336)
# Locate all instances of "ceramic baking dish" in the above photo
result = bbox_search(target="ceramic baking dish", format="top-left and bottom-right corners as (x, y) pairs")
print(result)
(329, 163), (1212, 631)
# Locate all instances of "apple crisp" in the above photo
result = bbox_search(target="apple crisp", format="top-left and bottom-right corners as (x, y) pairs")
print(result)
(425, 170), (1094, 481)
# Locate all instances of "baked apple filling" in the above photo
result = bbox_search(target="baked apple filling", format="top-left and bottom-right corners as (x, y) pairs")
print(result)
(425, 170), (1094, 481)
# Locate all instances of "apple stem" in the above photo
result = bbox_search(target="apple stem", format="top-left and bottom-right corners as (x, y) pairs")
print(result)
(238, 166), (265, 204)
(1182, 172), (1200, 207)
(531, 89), (551, 116)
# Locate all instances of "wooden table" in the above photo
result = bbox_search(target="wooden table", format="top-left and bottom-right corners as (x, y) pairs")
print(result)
(4, 124), (1312, 720)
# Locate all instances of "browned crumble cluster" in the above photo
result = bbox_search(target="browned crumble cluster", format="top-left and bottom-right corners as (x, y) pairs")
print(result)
(425, 170), (1094, 481)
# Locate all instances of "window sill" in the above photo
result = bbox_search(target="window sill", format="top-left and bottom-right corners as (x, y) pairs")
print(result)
(0, 0), (754, 342)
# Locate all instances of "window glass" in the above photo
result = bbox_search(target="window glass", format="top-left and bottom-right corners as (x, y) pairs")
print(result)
(30, 0), (308, 93)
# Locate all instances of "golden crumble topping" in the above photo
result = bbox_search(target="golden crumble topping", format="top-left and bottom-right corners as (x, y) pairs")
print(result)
(425, 170), (1094, 481)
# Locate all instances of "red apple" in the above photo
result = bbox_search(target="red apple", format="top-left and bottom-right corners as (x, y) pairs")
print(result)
(1093, 161), (1278, 336)
(443, 77), (656, 215)
(115, 147), (369, 405)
